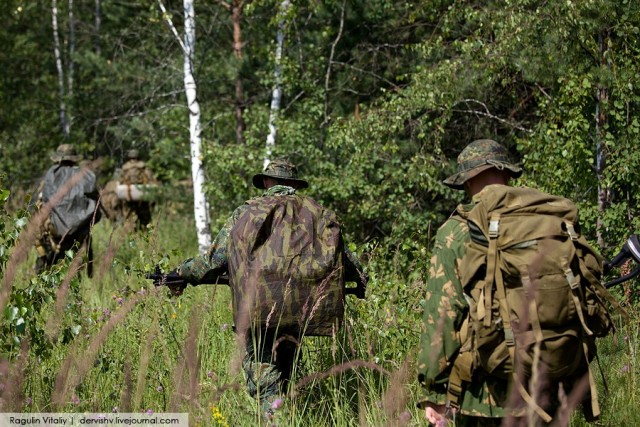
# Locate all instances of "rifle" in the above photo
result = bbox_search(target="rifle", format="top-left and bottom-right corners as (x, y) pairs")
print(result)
(145, 265), (367, 298)
(604, 235), (640, 288)
(145, 265), (229, 295)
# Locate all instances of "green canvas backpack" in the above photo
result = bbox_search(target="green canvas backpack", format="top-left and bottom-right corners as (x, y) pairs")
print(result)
(227, 194), (345, 337)
(448, 185), (623, 422)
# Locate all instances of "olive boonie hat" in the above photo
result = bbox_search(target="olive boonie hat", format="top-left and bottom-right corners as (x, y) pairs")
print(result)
(252, 159), (309, 189)
(51, 144), (82, 163)
(443, 139), (522, 190)
(126, 149), (140, 160)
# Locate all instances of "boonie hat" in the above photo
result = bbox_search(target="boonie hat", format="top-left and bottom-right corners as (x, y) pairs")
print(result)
(51, 144), (82, 163)
(443, 139), (522, 190)
(252, 159), (309, 189)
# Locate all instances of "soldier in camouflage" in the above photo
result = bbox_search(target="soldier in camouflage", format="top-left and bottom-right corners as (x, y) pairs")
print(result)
(34, 144), (101, 276)
(417, 139), (522, 426)
(176, 159), (366, 419)
(120, 149), (157, 229)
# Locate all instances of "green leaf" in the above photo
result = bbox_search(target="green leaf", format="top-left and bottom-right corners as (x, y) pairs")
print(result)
(5, 306), (18, 322)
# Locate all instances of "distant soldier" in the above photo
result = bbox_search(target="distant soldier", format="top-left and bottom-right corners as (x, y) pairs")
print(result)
(34, 144), (101, 276)
(166, 159), (367, 419)
(118, 149), (157, 229)
(100, 168), (124, 223)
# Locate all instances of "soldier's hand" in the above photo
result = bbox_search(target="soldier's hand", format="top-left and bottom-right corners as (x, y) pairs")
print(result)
(424, 403), (447, 426)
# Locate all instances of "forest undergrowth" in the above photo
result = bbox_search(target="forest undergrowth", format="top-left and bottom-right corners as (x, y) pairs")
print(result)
(0, 194), (638, 426)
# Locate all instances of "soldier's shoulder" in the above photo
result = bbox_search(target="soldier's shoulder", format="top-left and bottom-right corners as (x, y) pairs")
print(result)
(437, 214), (468, 233)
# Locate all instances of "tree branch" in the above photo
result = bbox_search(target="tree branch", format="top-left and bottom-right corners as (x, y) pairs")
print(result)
(451, 98), (532, 132)
(156, 0), (187, 55)
(322, 0), (346, 126)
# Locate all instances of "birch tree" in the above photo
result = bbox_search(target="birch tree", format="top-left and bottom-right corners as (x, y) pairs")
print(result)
(67, 0), (75, 100)
(158, 0), (212, 253)
(51, 0), (69, 137)
(264, 0), (290, 169)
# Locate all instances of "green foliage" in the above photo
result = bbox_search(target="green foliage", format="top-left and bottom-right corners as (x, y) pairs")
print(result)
(3, 0), (640, 422)
(0, 186), (85, 359)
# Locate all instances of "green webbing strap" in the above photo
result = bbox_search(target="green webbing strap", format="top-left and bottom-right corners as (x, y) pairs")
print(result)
(565, 221), (578, 241)
(494, 266), (514, 348)
(513, 373), (553, 423)
(522, 272), (544, 344)
(446, 352), (474, 410)
(562, 257), (594, 336)
(482, 213), (501, 328)
(584, 341), (601, 419)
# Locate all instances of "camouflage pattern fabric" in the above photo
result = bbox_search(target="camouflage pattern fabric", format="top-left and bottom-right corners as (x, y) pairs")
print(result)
(178, 184), (364, 413)
(178, 184), (364, 290)
(417, 213), (508, 418)
(121, 159), (155, 185)
(227, 191), (345, 337)
(242, 328), (298, 416)
(443, 139), (522, 190)
(100, 180), (124, 222)
(120, 160), (156, 228)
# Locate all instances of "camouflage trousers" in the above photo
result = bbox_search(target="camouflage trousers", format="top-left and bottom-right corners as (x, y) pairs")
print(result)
(242, 329), (299, 416)
(35, 229), (93, 277)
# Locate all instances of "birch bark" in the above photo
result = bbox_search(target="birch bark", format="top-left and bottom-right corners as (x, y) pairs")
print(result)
(183, 0), (212, 253)
(68, 0), (75, 99)
(158, 0), (212, 253)
(52, 0), (69, 137)
(264, 0), (290, 169)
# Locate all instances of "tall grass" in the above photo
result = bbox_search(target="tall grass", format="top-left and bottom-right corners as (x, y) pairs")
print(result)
(1, 201), (638, 426)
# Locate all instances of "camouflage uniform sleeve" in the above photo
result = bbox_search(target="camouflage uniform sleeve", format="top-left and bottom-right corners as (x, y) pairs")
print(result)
(417, 216), (469, 405)
(177, 204), (249, 284)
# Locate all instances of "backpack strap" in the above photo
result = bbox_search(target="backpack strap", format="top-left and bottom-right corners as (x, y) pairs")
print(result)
(481, 213), (501, 328)
(562, 256), (595, 336)
(446, 351), (474, 410)
(584, 341), (601, 420)
(512, 372), (554, 423)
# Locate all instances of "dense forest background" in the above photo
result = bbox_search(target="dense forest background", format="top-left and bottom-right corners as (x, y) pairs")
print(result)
(3, 0), (640, 259)
(1, 0), (640, 425)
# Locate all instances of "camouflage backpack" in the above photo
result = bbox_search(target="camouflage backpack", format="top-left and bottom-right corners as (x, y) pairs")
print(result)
(449, 185), (623, 421)
(121, 160), (152, 185)
(226, 194), (345, 336)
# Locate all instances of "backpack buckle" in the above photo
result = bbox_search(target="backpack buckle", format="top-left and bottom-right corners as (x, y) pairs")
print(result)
(565, 268), (579, 289)
(565, 221), (578, 240)
(504, 328), (515, 347)
(489, 219), (500, 238)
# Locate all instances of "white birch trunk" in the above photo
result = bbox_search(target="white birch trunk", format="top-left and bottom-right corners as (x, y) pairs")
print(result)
(68, 0), (75, 99)
(264, 0), (290, 170)
(52, 0), (69, 137)
(183, 0), (212, 253)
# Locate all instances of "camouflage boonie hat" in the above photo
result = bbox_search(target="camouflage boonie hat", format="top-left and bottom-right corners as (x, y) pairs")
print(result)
(51, 144), (82, 163)
(443, 139), (522, 190)
(252, 159), (309, 189)
(126, 149), (139, 160)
